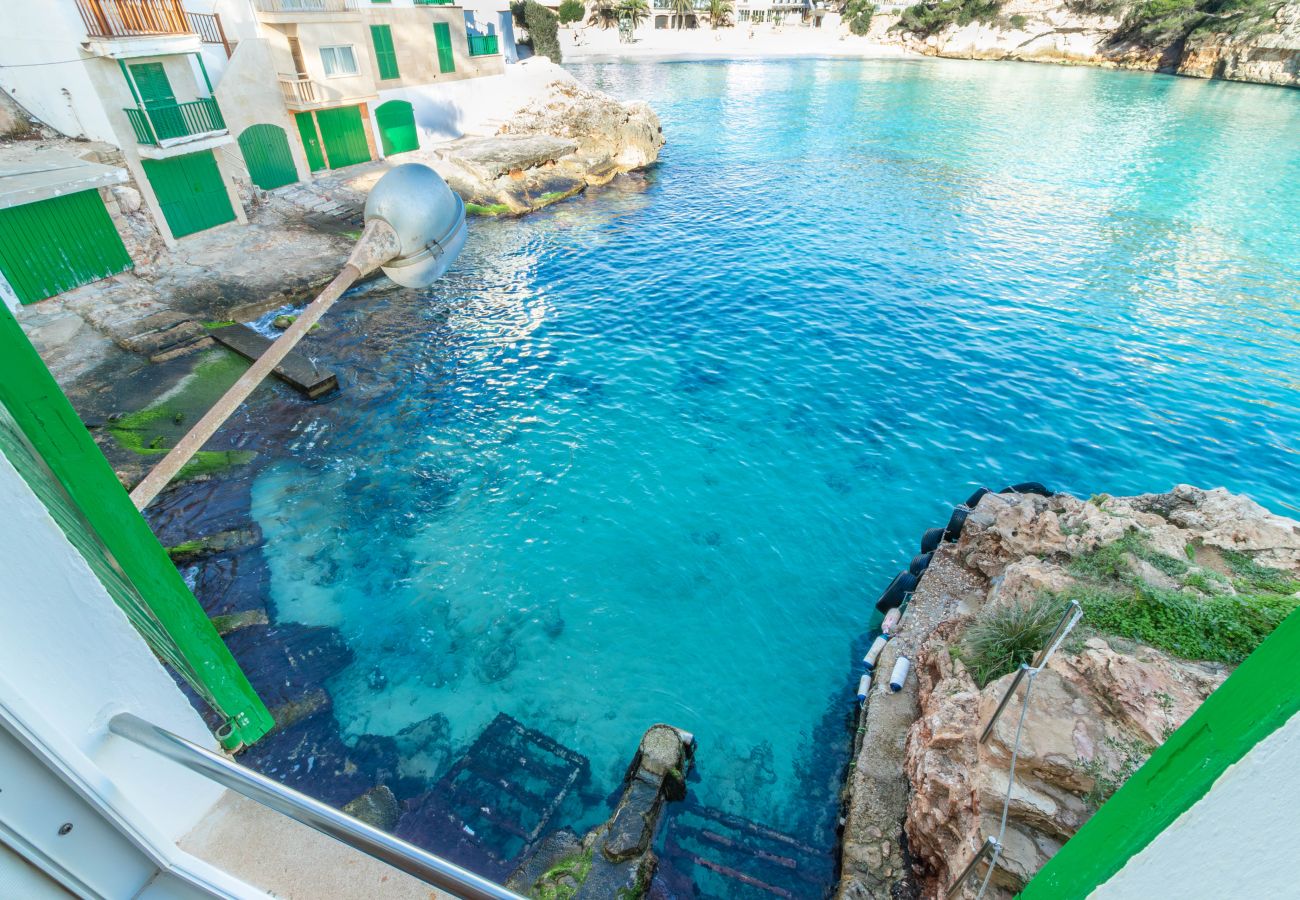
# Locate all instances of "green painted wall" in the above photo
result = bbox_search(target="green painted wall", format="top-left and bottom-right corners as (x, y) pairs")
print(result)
(0, 305), (272, 748)
(1021, 606), (1300, 897)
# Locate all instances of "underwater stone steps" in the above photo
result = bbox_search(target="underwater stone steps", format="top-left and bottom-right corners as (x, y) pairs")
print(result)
(396, 713), (590, 880)
(658, 803), (837, 900)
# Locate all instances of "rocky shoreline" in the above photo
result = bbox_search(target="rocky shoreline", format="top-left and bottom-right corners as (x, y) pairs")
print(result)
(838, 485), (1300, 898)
(871, 0), (1300, 88)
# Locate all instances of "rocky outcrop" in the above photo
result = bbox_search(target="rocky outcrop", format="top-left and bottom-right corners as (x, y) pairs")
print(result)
(435, 60), (663, 215)
(879, 0), (1300, 88)
(838, 485), (1300, 899)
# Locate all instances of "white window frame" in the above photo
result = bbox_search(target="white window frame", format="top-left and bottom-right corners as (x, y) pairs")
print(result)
(319, 45), (359, 78)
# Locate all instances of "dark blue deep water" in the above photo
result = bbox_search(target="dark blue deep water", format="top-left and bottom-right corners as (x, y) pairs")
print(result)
(239, 58), (1299, 892)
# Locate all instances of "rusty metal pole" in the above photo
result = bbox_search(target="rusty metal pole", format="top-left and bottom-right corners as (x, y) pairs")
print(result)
(128, 220), (399, 510)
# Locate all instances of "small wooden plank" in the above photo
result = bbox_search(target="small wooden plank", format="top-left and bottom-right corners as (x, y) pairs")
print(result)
(209, 324), (337, 399)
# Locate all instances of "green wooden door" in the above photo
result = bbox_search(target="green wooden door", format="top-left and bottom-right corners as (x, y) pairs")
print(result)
(142, 150), (236, 238)
(434, 22), (455, 73)
(129, 61), (186, 141)
(294, 112), (326, 172)
(0, 191), (132, 305)
(315, 105), (371, 169)
(238, 124), (298, 190)
(375, 100), (418, 156)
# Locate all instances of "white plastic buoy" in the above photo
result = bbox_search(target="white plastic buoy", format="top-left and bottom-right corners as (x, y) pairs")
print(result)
(856, 672), (872, 702)
(889, 655), (911, 693)
(881, 607), (902, 635)
(863, 635), (889, 670)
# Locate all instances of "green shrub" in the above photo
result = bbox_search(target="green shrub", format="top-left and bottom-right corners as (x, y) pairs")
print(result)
(895, 0), (1003, 35)
(524, 0), (562, 62)
(511, 0), (528, 27)
(961, 594), (1069, 687)
(558, 0), (586, 22)
(1008, 12), (1027, 26)
(1221, 549), (1300, 594)
(845, 0), (878, 34)
(1117, 0), (1281, 46)
(1068, 529), (1188, 582)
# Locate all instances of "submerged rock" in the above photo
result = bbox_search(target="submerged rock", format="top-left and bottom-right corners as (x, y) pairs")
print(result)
(342, 784), (402, 832)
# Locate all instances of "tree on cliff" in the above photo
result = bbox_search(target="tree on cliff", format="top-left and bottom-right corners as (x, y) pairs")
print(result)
(524, 0), (563, 62)
(844, 0), (877, 34)
(559, 0), (586, 23)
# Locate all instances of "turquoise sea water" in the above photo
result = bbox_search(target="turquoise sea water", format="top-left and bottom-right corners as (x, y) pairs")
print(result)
(244, 58), (1300, 889)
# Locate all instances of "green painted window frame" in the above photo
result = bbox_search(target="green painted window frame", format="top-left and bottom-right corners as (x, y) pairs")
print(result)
(370, 24), (400, 80)
(0, 305), (273, 749)
(1021, 606), (1300, 896)
(433, 21), (455, 74)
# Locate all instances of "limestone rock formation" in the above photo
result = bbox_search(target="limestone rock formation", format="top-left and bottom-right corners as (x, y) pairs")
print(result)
(435, 60), (663, 215)
(877, 0), (1300, 88)
(838, 485), (1300, 899)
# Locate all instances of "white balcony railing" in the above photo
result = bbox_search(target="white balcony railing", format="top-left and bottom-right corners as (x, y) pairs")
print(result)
(278, 74), (319, 106)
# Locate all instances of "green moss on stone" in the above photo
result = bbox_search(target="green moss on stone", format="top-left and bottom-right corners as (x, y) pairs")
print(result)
(466, 202), (512, 216)
(532, 849), (592, 900)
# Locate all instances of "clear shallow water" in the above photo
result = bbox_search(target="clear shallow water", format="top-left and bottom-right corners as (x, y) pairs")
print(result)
(243, 57), (1300, 884)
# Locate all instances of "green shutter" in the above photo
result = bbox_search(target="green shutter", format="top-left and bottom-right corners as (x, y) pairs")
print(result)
(434, 22), (455, 74)
(0, 191), (132, 305)
(315, 105), (372, 169)
(129, 62), (176, 107)
(370, 24), (400, 80)
(238, 124), (298, 190)
(294, 111), (326, 172)
(375, 100), (418, 155)
(142, 150), (236, 238)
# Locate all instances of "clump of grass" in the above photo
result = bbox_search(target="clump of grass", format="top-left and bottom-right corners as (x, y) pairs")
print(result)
(1081, 735), (1153, 807)
(961, 594), (1069, 687)
(1221, 549), (1300, 595)
(1069, 529), (1189, 581)
(1060, 582), (1297, 665)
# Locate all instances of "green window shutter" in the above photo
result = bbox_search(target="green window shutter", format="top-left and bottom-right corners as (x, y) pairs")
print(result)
(129, 62), (175, 107)
(433, 22), (455, 74)
(370, 24), (399, 80)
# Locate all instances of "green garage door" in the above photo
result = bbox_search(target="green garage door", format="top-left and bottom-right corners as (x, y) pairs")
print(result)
(142, 150), (235, 238)
(315, 105), (371, 170)
(238, 124), (298, 190)
(375, 100), (418, 156)
(294, 112), (326, 173)
(0, 191), (131, 305)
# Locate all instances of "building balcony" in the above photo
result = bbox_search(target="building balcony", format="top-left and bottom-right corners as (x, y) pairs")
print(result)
(76, 0), (193, 38)
(125, 98), (226, 147)
(413, 0), (457, 5)
(467, 33), (500, 56)
(253, 0), (359, 12)
(278, 74), (320, 109)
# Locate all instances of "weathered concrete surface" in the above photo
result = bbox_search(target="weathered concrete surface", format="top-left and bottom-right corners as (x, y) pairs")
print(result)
(837, 547), (986, 900)
(180, 792), (452, 899)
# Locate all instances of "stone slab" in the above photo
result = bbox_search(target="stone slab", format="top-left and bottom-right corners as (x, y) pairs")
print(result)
(210, 324), (338, 399)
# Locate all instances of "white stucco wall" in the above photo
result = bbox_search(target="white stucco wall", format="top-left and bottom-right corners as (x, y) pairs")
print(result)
(0, 3), (116, 142)
(1092, 709), (1300, 898)
(0, 452), (226, 842)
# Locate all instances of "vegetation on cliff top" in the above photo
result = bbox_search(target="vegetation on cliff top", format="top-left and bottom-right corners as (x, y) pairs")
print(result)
(962, 530), (1299, 685)
(894, 0), (1003, 37)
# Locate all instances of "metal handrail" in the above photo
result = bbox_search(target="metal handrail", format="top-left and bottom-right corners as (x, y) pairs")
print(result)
(108, 713), (525, 900)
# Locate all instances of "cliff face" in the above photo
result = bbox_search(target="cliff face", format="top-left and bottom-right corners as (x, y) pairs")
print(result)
(879, 0), (1300, 88)
(838, 486), (1300, 899)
